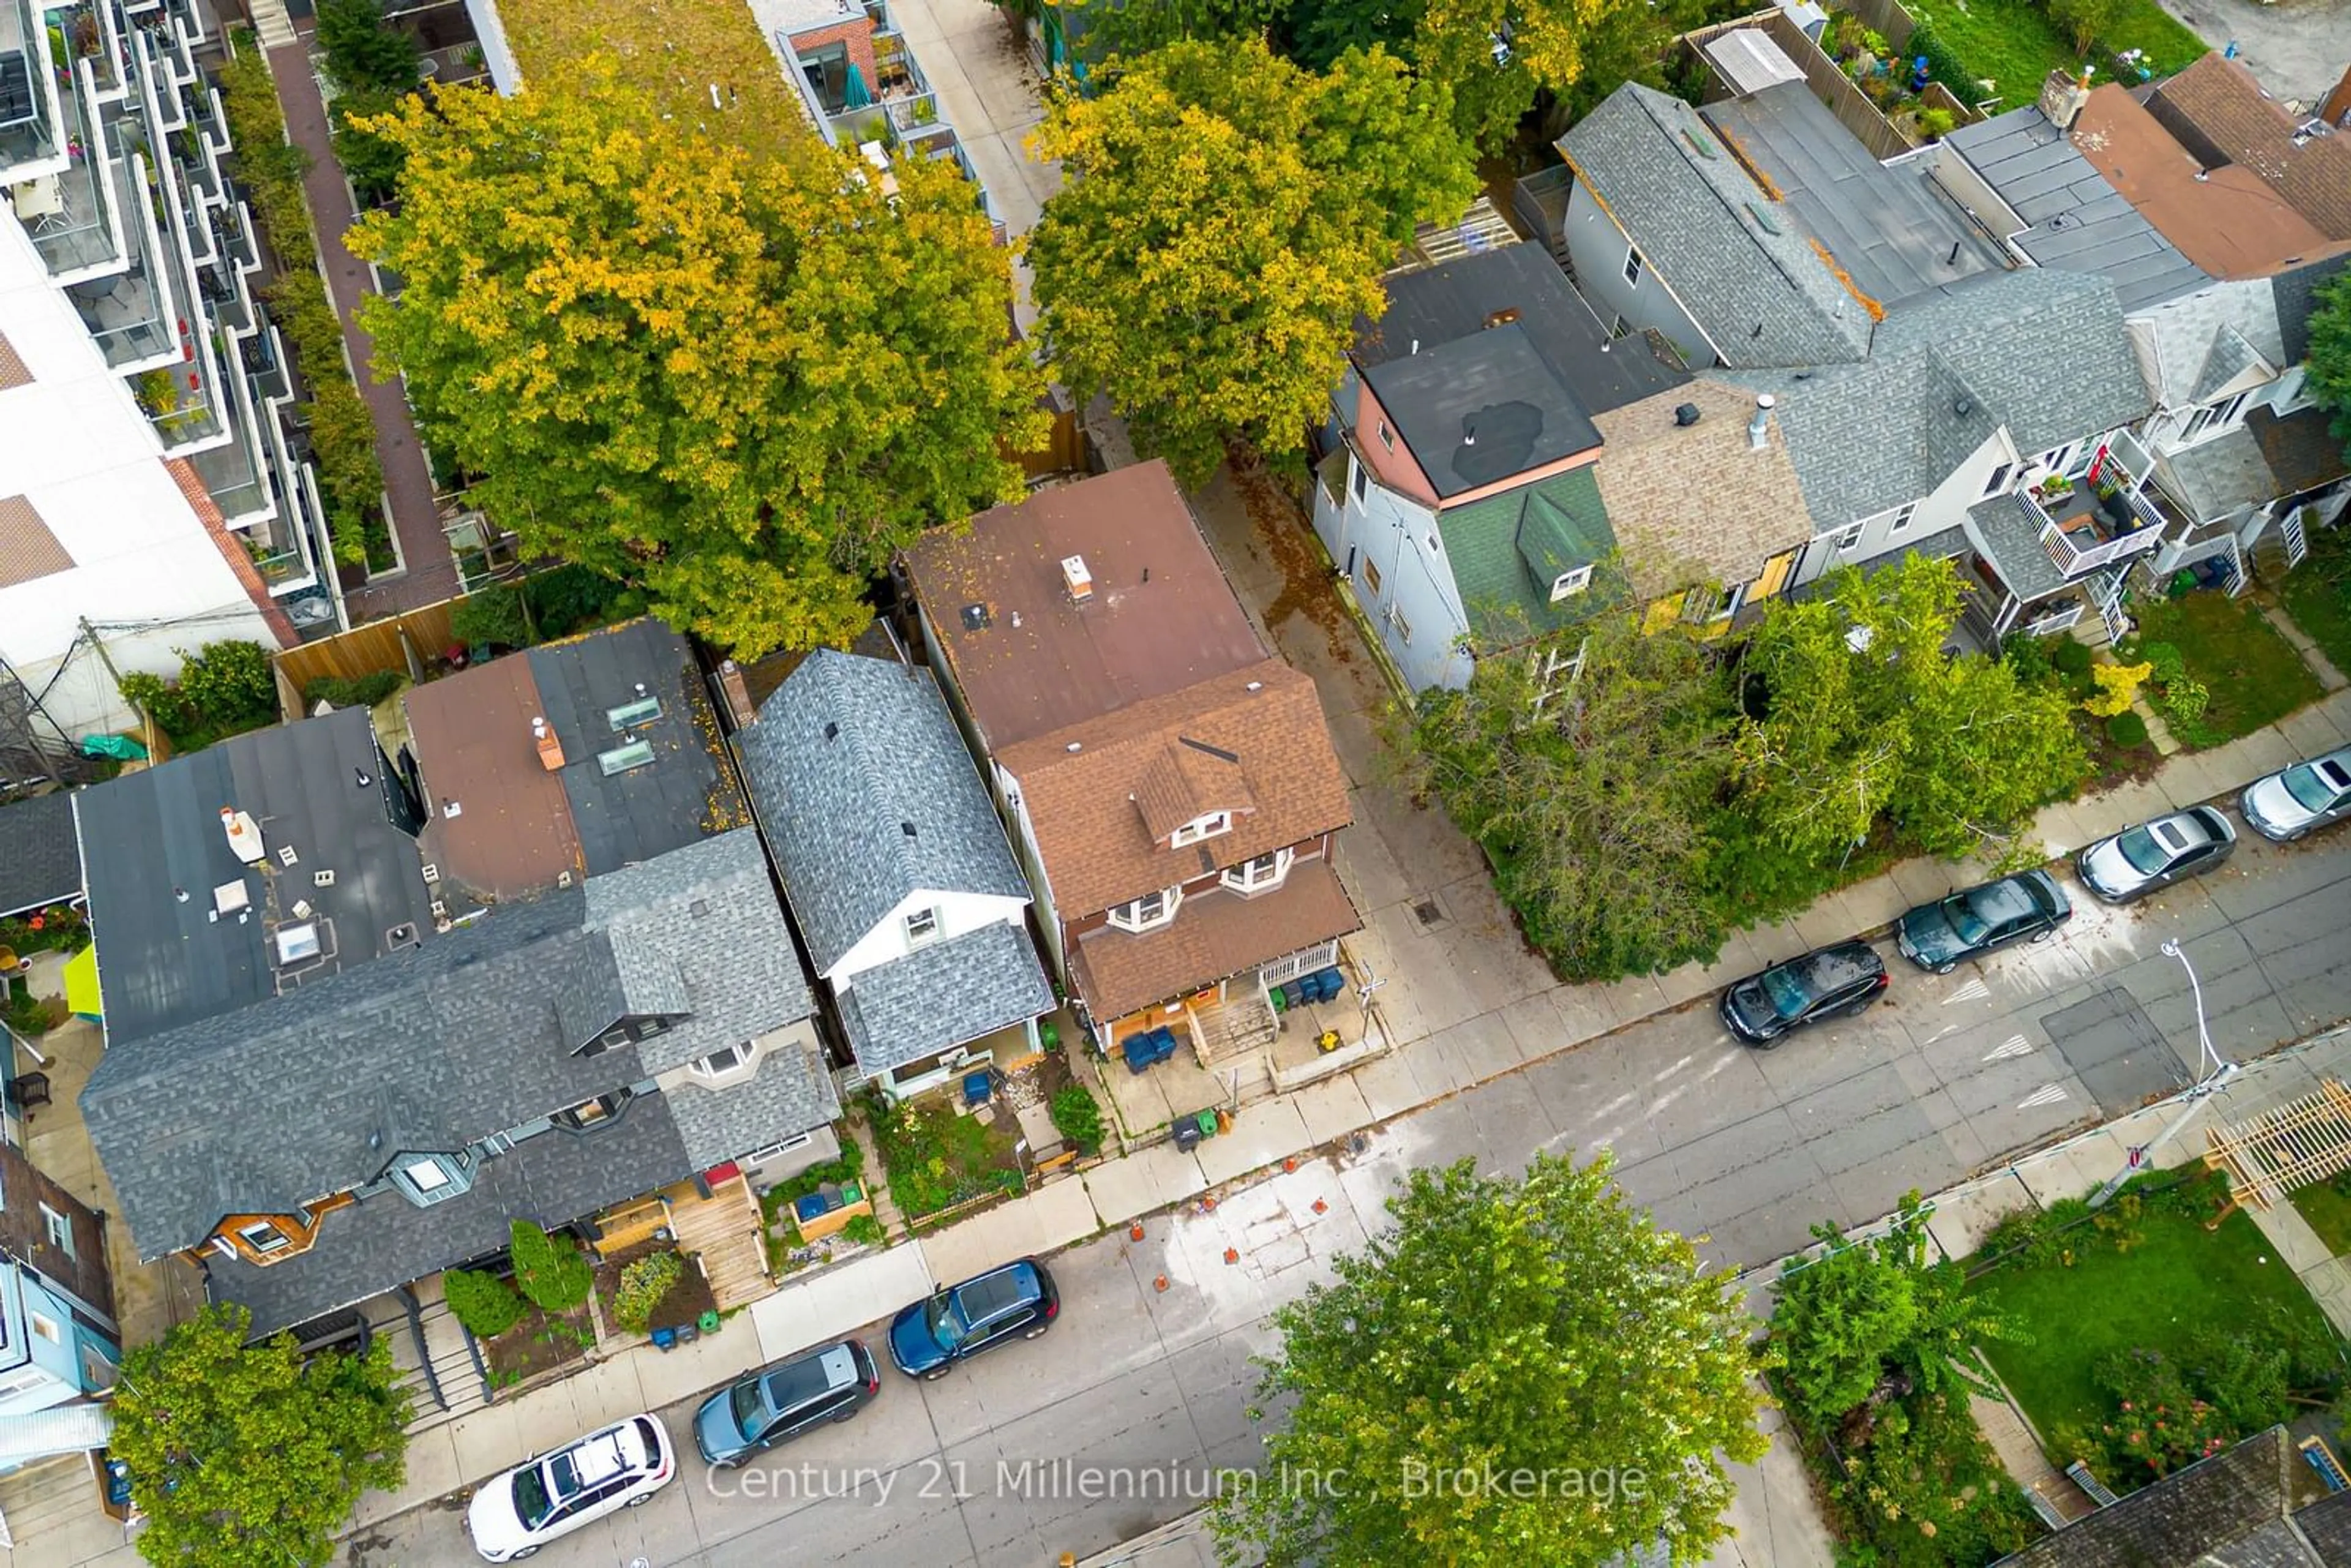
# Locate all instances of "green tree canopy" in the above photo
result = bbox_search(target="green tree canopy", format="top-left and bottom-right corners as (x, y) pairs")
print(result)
(1025, 38), (1474, 486)
(1412, 596), (1735, 980)
(1216, 1153), (1768, 1566)
(1725, 554), (2087, 907)
(351, 64), (1044, 657)
(2304, 266), (2351, 457)
(110, 1303), (411, 1566)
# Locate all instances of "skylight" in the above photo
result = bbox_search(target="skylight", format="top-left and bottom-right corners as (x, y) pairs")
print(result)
(598, 740), (656, 776)
(606, 696), (662, 730)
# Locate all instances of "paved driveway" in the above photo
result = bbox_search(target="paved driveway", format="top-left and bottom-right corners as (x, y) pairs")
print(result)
(341, 822), (2351, 1567)
(2153, 0), (2351, 108)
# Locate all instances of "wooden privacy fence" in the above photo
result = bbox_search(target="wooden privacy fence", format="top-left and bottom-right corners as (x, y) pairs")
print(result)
(1840, 0), (1919, 54)
(274, 599), (459, 694)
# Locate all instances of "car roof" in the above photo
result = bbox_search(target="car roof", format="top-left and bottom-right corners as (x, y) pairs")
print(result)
(761, 1343), (858, 1412)
(1785, 943), (1883, 990)
(2313, 754), (2351, 790)
(1963, 878), (2039, 924)
(2150, 811), (2218, 851)
(551, 1426), (639, 1496)
(956, 1261), (1040, 1319)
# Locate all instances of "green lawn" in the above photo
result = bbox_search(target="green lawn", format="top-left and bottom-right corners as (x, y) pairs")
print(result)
(2281, 535), (2351, 678)
(2294, 1179), (2351, 1259)
(1905, 0), (2205, 112)
(2128, 590), (2325, 745)
(1973, 1207), (2333, 1439)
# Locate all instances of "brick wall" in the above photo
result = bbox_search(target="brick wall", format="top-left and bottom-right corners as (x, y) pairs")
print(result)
(785, 17), (879, 111)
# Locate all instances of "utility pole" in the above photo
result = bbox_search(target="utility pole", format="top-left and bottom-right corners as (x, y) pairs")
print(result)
(2090, 939), (2235, 1207)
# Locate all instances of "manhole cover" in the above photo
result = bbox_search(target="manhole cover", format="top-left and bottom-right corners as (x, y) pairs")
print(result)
(1412, 898), (1447, 929)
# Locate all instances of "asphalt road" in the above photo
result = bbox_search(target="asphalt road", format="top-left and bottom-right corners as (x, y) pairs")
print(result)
(343, 823), (2351, 1567)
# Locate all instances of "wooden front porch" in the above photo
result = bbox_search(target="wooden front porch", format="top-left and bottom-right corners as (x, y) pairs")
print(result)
(591, 1172), (771, 1313)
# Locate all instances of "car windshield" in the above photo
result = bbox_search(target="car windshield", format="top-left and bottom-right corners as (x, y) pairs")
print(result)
(2116, 825), (2170, 875)
(926, 1294), (969, 1349)
(1760, 965), (1814, 1019)
(1943, 896), (1990, 945)
(513, 1466), (555, 1529)
(2284, 763), (2341, 812)
(729, 1380), (768, 1439)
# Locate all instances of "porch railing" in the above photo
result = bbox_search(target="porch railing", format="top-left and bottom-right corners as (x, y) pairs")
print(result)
(2036, 510), (2166, 577)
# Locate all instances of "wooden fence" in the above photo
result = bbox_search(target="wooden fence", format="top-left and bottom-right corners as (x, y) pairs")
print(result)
(274, 599), (459, 694)
(1840, 0), (1919, 54)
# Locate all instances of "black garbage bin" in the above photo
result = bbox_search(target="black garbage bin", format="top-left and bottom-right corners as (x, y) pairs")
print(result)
(1172, 1119), (1204, 1153)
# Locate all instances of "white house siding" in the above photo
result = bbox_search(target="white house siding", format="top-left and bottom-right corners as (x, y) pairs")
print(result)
(825, 890), (1033, 986)
(1311, 451), (1476, 691)
(991, 762), (1065, 975)
(1793, 429), (2018, 590)
(462, 0), (525, 93)
(0, 226), (279, 738)
(1560, 181), (1715, 368)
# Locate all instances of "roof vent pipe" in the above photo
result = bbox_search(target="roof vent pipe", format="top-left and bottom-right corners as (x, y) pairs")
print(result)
(1747, 394), (1775, 451)
(1674, 403), (1703, 427)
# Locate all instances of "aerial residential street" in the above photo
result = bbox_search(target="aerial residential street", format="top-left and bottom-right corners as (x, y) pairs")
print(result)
(340, 822), (2351, 1568)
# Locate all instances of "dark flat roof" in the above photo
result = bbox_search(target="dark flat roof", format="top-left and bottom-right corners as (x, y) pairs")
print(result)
(903, 462), (1268, 749)
(75, 705), (437, 1046)
(1943, 105), (2208, 311)
(1359, 245), (1687, 415)
(0, 790), (81, 920)
(1360, 323), (1602, 500)
(1703, 82), (2004, 307)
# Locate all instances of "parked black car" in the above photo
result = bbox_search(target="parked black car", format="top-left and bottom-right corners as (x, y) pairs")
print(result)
(2076, 806), (2237, 902)
(1895, 870), (2072, 973)
(692, 1338), (880, 1468)
(888, 1259), (1058, 1379)
(1719, 942), (1889, 1047)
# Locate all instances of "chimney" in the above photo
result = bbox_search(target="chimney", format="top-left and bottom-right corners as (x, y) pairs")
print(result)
(1061, 554), (1094, 602)
(533, 716), (565, 772)
(715, 657), (757, 729)
(220, 807), (265, 865)
(1747, 394), (1775, 451)
(2038, 68), (2091, 132)
(1483, 307), (1522, 329)
(1673, 402), (1703, 427)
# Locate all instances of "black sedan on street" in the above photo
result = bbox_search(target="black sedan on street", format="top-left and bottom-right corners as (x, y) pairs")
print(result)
(1720, 941), (1889, 1047)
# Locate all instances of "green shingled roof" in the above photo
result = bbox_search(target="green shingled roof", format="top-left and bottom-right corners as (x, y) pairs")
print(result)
(1436, 467), (1616, 642)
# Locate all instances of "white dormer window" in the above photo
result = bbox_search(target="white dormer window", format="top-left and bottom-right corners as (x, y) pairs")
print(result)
(904, 906), (940, 947)
(1169, 811), (1231, 848)
(1108, 887), (1182, 933)
(1549, 566), (1594, 602)
(1223, 849), (1293, 895)
(691, 1041), (752, 1079)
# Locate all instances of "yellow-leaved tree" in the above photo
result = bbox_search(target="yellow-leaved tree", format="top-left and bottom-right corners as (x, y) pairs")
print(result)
(350, 62), (1044, 657)
(1024, 39), (1476, 487)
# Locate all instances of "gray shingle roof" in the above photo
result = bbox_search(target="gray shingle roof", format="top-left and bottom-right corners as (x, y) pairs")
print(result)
(737, 650), (1030, 975)
(1967, 493), (2068, 602)
(1992, 1426), (2318, 1566)
(0, 790), (79, 920)
(2128, 278), (2284, 408)
(1731, 271), (2150, 527)
(83, 830), (825, 1264)
(1942, 105), (2208, 312)
(1559, 83), (1875, 369)
(2162, 424), (2281, 520)
(661, 1035), (840, 1172)
(2273, 252), (2351, 365)
(837, 920), (1054, 1076)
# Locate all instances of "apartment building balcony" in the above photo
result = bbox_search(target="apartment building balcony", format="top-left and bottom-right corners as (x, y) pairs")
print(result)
(783, 0), (999, 236)
(0, 0), (67, 181)
(18, 61), (118, 276)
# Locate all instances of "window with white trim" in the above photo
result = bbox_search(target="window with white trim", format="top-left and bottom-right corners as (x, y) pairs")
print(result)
(1888, 503), (1917, 536)
(1169, 811), (1231, 848)
(1982, 462), (2013, 497)
(691, 1041), (751, 1078)
(1351, 457), (1368, 505)
(1107, 887), (1182, 933)
(237, 1220), (291, 1255)
(904, 906), (940, 947)
(40, 1204), (73, 1259)
(1223, 849), (1293, 895)
(1376, 421), (1394, 452)
(1392, 605), (1414, 644)
(1831, 521), (1865, 553)
(1622, 247), (1644, 287)
(1550, 565), (1594, 602)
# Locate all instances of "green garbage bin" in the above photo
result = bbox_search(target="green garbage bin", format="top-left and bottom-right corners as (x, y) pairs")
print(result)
(1195, 1110), (1217, 1139)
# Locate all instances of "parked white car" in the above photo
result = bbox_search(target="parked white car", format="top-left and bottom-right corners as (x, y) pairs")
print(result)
(467, 1413), (675, 1561)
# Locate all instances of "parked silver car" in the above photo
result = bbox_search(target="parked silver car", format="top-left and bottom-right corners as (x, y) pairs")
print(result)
(2239, 746), (2351, 842)
(2075, 806), (2237, 903)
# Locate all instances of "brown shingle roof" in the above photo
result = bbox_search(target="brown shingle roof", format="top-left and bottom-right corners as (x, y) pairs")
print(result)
(1072, 857), (1360, 1022)
(2072, 85), (2343, 279)
(902, 462), (1269, 748)
(0, 495), (73, 591)
(402, 656), (586, 901)
(1590, 380), (1813, 595)
(2147, 56), (2351, 241)
(999, 661), (1351, 917)
(0, 332), (31, 391)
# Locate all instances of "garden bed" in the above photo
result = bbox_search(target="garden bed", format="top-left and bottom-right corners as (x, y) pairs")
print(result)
(591, 1241), (716, 1340)
(866, 1092), (1026, 1221)
(1970, 1174), (2340, 1454)
(2121, 591), (2323, 748)
(482, 1304), (594, 1389)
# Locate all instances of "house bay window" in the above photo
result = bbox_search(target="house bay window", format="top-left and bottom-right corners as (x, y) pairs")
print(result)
(1223, 849), (1293, 895)
(1108, 887), (1182, 933)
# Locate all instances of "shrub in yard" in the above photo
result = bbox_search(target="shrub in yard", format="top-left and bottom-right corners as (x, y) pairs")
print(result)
(1050, 1085), (1106, 1156)
(2138, 640), (2188, 686)
(2052, 637), (2096, 678)
(612, 1251), (684, 1335)
(178, 640), (279, 732)
(2105, 710), (2150, 748)
(443, 1269), (524, 1339)
(303, 670), (404, 710)
(508, 1221), (592, 1313)
(2049, 0), (2124, 54)
(450, 584), (533, 651)
(2158, 677), (2209, 726)
(2082, 659), (2152, 717)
